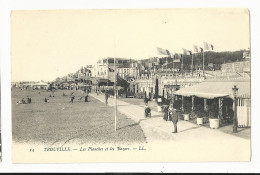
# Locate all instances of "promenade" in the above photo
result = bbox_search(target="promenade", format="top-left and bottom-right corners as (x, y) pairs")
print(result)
(90, 93), (251, 161)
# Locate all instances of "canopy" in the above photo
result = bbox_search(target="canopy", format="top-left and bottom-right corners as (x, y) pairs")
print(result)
(174, 81), (250, 99)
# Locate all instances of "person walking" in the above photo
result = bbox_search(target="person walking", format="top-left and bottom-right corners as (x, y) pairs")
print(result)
(169, 103), (178, 133)
(70, 95), (75, 103)
(105, 92), (109, 105)
(85, 94), (88, 102)
(144, 103), (151, 118)
(144, 97), (149, 106)
(163, 105), (169, 121)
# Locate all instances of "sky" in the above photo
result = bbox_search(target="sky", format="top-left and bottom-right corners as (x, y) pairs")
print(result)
(11, 8), (250, 82)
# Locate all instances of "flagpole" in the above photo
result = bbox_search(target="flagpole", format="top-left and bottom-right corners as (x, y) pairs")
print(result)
(181, 54), (184, 76)
(107, 57), (109, 90)
(166, 57), (168, 75)
(202, 50), (205, 76)
(191, 53), (194, 76)
(114, 39), (117, 131)
(173, 56), (174, 75)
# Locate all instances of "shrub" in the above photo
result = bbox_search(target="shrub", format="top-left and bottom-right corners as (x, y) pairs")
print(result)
(208, 101), (219, 119)
(197, 110), (208, 118)
(194, 103), (205, 118)
(182, 98), (192, 113)
(173, 100), (182, 110)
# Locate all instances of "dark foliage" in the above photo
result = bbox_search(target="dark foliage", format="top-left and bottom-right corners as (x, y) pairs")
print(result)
(182, 98), (192, 113)
(157, 50), (246, 71)
(173, 100), (182, 110)
(208, 101), (219, 118)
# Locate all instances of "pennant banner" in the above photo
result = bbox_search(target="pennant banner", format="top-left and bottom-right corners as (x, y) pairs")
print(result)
(173, 53), (182, 59)
(157, 47), (170, 55)
(170, 53), (175, 58)
(194, 45), (204, 53)
(203, 42), (214, 50)
(194, 45), (199, 52)
(182, 48), (192, 56)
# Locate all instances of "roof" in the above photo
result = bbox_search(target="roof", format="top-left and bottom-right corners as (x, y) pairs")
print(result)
(34, 82), (49, 86)
(87, 77), (110, 85)
(174, 81), (250, 99)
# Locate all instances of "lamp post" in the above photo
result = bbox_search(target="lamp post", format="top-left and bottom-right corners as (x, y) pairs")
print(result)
(232, 85), (238, 133)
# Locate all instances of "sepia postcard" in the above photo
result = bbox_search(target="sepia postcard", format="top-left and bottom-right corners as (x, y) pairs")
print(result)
(11, 8), (251, 163)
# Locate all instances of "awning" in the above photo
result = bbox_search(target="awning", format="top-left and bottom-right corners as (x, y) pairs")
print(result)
(86, 77), (109, 85)
(98, 79), (110, 83)
(174, 81), (250, 99)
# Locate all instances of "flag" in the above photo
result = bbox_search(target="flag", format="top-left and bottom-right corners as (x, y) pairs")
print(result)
(203, 42), (209, 50)
(194, 45), (203, 52)
(182, 48), (192, 55)
(166, 49), (170, 55)
(178, 53), (183, 59)
(173, 53), (180, 59)
(157, 47), (170, 55)
(173, 53), (177, 59)
(194, 45), (199, 53)
(210, 44), (214, 50)
(203, 42), (214, 50)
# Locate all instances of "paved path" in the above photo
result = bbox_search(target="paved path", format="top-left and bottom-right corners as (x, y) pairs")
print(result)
(90, 93), (251, 161)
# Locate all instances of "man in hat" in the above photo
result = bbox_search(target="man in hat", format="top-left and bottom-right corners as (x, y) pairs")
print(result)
(169, 103), (178, 133)
(144, 103), (151, 118)
(105, 92), (109, 105)
(163, 104), (169, 121)
(70, 95), (75, 103)
(85, 94), (88, 102)
(144, 97), (149, 106)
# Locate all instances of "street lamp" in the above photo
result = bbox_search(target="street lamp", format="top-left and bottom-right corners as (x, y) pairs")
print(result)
(232, 85), (239, 133)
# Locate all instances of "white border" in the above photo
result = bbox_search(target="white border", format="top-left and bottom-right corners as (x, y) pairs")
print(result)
(1, 0), (260, 173)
